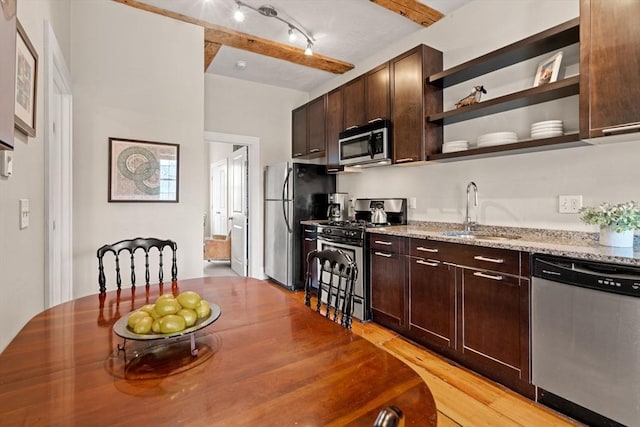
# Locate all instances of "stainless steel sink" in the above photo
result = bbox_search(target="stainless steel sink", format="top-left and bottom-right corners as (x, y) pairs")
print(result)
(441, 231), (521, 240)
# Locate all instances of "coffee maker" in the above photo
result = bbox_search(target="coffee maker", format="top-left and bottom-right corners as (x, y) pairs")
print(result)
(327, 192), (349, 222)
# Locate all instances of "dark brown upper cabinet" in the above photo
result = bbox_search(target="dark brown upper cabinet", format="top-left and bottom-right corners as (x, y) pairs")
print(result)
(580, 0), (640, 140)
(325, 87), (343, 168)
(366, 63), (390, 123)
(291, 95), (326, 159)
(342, 75), (366, 130)
(391, 44), (443, 164)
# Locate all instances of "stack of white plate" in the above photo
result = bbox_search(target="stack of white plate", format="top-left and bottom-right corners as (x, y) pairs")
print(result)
(477, 132), (518, 148)
(442, 140), (469, 153)
(531, 120), (563, 139)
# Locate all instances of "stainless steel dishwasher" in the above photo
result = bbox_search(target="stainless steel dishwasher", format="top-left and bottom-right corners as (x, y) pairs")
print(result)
(532, 254), (640, 427)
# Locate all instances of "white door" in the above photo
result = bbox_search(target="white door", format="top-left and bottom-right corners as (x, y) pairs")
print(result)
(45, 22), (73, 307)
(210, 159), (228, 236)
(230, 147), (248, 276)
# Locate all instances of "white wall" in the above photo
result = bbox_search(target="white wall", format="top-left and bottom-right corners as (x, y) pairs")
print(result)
(0, 0), (70, 352)
(70, 1), (205, 297)
(312, 0), (639, 232)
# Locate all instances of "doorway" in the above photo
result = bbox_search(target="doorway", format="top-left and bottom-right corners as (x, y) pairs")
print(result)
(204, 131), (261, 279)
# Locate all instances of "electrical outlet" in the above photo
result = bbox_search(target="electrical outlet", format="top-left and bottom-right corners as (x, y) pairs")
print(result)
(409, 197), (417, 209)
(559, 195), (582, 213)
(19, 199), (30, 229)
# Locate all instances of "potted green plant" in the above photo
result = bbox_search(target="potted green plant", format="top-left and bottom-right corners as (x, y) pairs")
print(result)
(580, 201), (640, 247)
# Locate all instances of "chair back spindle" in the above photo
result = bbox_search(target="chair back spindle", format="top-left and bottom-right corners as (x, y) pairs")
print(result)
(97, 237), (177, 293)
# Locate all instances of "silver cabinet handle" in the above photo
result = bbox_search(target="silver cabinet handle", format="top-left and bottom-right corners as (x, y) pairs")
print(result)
(346, 125), (358, 130)
(416, 259), (439, 267)
(474, 255), (504, 264)
(327, 168), (340, 172)
(368, 117), (384, 123)
(374, 240), (392, 246)
(473, 271), (503, 281)
(416, 246), (438, 253)
(309, 148), (321, 153)
(602, 123), (640, 135)
(374, 252), (392, 258)
(304, 228), (315, 232)
(304, 238), (315, 242)
(293, 152), (303, 157)
(395, 157), (414, 163)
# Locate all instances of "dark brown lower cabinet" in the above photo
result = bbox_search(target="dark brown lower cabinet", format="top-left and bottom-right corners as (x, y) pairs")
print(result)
(408, 258), (456, 351)
(459, 269), (532, 397)
(370, 249), (407, 331)
(301, 226), (317, 286)
(369, 235), (534, 398)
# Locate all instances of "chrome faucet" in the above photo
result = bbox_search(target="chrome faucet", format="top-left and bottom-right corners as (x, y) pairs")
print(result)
(464, 181), (478, 232)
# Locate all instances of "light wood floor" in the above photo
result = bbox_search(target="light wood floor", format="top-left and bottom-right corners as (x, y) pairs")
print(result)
(284, 286), (583, 427)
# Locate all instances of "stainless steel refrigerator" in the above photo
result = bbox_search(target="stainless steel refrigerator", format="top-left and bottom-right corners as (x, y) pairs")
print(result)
(264, 162), (335, 290)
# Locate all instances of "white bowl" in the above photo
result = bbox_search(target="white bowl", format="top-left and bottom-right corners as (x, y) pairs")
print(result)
(531, 124), (563, 131)
(442, 146), (468, 153)
(477, 131), (517, 142)
(531, 130), (563, 139)
(531, 120), (563, 127)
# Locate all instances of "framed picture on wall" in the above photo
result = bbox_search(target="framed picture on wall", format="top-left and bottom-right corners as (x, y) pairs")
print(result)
(533, 51), (563, 87)
(108, 137), (180, 202)
(14, 19), (38, 137)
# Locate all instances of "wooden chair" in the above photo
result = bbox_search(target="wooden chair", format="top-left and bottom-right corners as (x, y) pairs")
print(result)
(97, 237), (177, 293)
(373, 406), (404, 427)
(304, 249), (358, 329)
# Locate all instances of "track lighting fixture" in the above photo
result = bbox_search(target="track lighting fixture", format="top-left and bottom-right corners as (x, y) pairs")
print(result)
(233, 1), (314, 55)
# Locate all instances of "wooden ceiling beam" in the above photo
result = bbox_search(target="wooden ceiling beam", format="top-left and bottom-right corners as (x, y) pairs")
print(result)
(370, 0), (444, 27)
(113, 0), (354, 74)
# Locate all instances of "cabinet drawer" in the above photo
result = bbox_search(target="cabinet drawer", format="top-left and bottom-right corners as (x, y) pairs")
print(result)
(410, 238), (455, 261)
(454, 244), (521, 275)
(369, 234), (406, 253)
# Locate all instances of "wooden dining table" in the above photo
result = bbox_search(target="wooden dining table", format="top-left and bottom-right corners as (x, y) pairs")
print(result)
(0, 277), (437, 426)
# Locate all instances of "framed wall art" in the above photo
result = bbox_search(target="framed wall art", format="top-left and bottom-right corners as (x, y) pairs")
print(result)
(108, 137), (180, 202)
(533, 51), (562, 87)
(14, 19), (37, 137)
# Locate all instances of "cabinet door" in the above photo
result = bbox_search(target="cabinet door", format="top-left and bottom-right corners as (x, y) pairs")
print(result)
(409, 257), (455, 350)
(292, 105), (307, 158)
(366, 63), (390, 122)
(459, 269), (529, 384)
(370, 249), (406, 331)
(307, 96), (326, 155)
(325, 88), (343, 166)
(391, 45), (442, 164)
(580, 0), (640, 138)
(343, 76), (366, 129)
(301, 226), (317, 287)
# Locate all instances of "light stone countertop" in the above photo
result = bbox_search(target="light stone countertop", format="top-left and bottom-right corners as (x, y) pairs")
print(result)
(367, 221), (640, 267)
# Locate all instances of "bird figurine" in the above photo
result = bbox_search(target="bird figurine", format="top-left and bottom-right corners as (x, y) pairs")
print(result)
(455, 85), (487, 108)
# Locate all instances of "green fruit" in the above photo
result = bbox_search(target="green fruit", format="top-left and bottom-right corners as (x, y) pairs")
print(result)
(159, 315), (186, 333)
(127, 311), (150, 329)
(177, 291), (202, 310)
(151, 319), (161, 334)
(154, 298), (180, 316)
(178, 308), (197, 327)
(133, 316), (153, 334)
(195, 300), (211, 319)
(139, 304), (155, 315)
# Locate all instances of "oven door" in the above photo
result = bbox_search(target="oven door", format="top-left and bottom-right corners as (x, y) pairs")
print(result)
(316, 238), (366, 321)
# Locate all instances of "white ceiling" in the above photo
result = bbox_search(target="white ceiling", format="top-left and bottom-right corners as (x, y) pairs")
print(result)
(137, 0), (472, 92)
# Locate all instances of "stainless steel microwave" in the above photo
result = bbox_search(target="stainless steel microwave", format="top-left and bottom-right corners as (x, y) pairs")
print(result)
(338, 120), (391, 167)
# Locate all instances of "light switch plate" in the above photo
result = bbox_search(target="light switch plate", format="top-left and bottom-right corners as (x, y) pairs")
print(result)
(19, 199), (29, 229)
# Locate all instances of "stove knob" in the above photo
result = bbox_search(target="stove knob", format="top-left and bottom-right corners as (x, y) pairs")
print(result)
(325, 228), (332, 234)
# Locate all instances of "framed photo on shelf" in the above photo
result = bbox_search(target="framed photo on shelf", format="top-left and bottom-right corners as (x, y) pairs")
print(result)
(533, 51), (562, 87)
(108, 137), (180, 203)
(14, 19), (38, 137)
